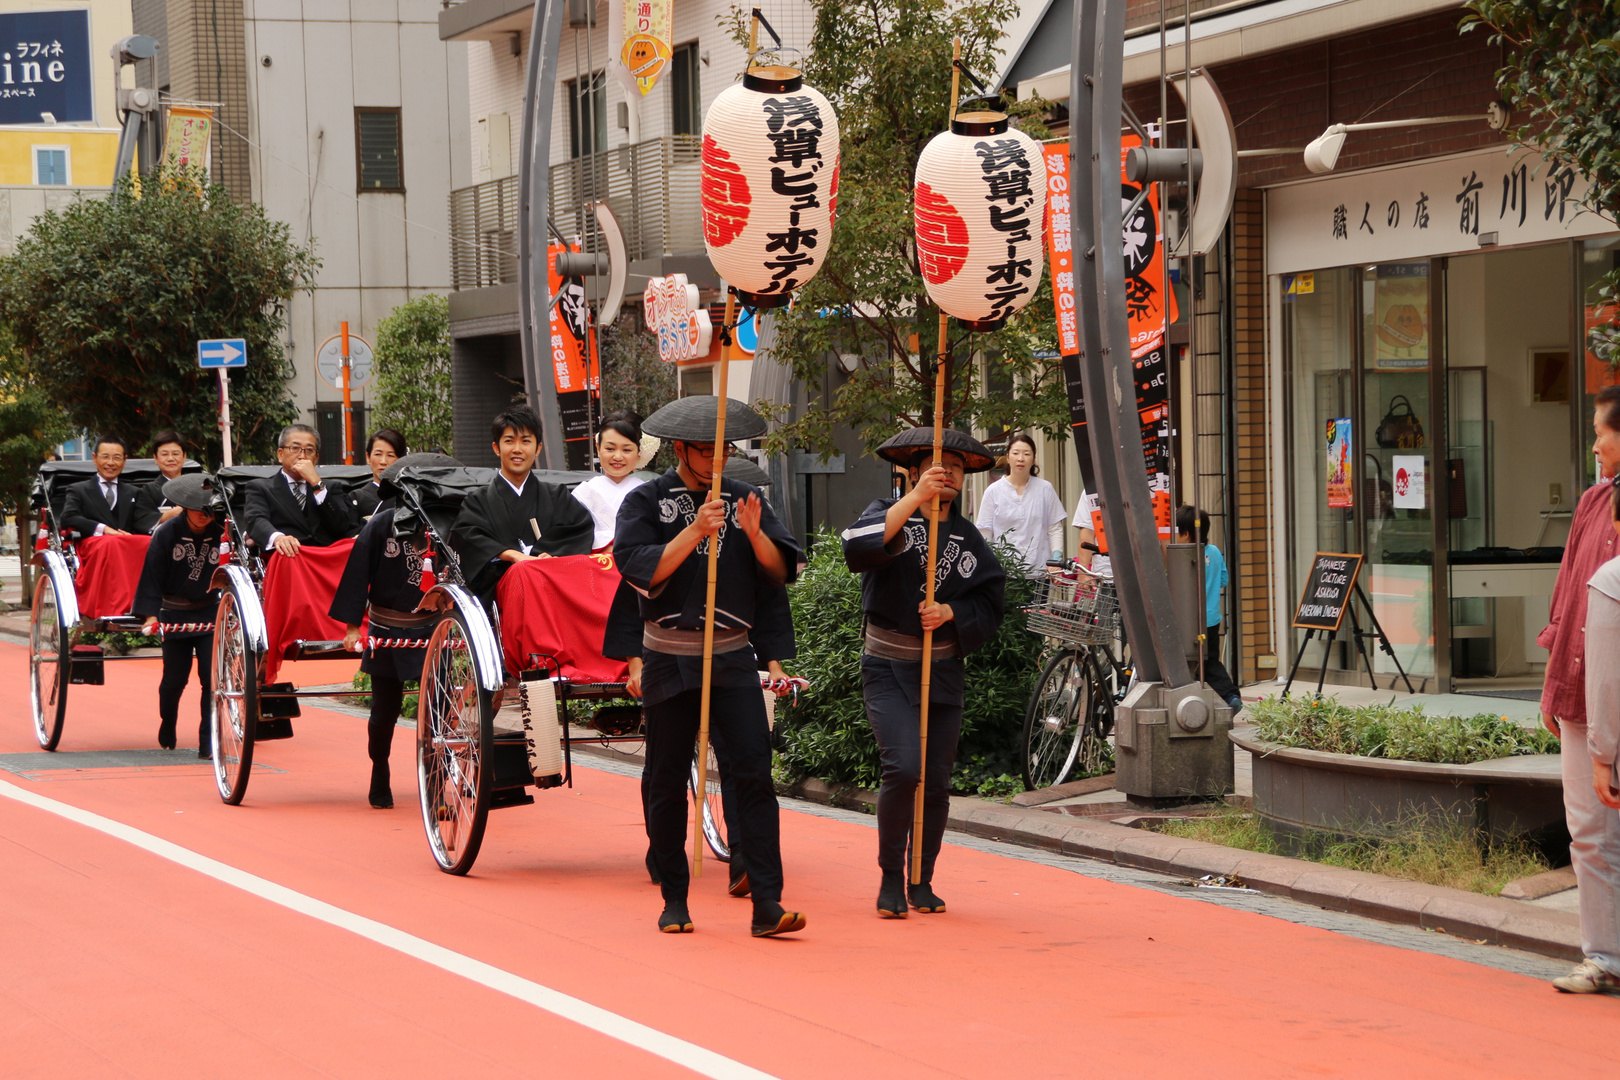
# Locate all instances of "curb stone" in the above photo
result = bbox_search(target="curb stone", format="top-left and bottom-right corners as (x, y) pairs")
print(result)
(774, 774), (1581, 963)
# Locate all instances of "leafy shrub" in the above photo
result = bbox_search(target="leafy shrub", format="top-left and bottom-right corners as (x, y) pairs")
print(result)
(775, 526), (1042, 794)
(346, 670), (419, 717)
(1247, 695), (1560, 764)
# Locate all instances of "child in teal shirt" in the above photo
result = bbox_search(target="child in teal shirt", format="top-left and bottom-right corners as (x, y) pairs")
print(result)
(1176, 505), (1242, 712)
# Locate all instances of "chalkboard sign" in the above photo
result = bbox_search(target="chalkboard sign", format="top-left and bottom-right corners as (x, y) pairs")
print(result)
(1293, 552), (1364, 631)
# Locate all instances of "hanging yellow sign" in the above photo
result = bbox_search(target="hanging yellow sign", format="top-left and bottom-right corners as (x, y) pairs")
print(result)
(620, 0), (672, 96)
(161, 105), (213, 176)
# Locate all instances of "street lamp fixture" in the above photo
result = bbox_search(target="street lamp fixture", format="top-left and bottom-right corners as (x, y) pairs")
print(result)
(1303, 101), (1511, 174)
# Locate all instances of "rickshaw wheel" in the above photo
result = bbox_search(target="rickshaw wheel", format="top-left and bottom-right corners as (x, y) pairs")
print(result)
(690, 743), (730, 863)
(212, 588), (258, 805)
(418, 608), (495, 875)
(29, 572), (70, 751)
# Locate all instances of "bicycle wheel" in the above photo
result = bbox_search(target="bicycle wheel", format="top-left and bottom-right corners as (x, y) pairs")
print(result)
(211, 586), (259, 805)
(29, 564), (71, 751)
(1070, 649), (1115, 778)
(417, 603), (496, 875)
(690, 742), (730, 863)
(1022, 650), (1086, 790)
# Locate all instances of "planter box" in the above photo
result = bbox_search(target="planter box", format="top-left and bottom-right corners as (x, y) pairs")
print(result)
(1229, 730), (1565, 855)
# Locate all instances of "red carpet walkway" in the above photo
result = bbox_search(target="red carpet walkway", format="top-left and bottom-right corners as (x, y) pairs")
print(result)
(1, 640), (1615, 1078)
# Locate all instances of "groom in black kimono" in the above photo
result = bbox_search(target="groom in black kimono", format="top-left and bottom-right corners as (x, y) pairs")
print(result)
(451, 406), (594, 605)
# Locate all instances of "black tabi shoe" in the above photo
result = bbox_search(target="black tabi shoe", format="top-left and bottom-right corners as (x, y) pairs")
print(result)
(197, 744), (211, 760)
(728, 870), (751, 898)
(908, 883), (946, 914)
(157, 723), (177, 751)
(750, 901), (807, 938)
(368, 762), (393, 809)
(645, 850), (662, 885)
(876, 873), (908, 919)
(658, 903), (694, 933)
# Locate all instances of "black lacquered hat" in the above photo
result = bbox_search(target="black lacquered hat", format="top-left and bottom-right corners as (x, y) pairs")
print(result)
(381, 452), (462, 484)
(162, 472), (221, 512)
(875, 427), (996, 473)
(723, 456), (772, 488)
(642, 396), (767, 443)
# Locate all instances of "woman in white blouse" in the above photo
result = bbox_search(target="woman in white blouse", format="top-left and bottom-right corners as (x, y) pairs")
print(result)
(571, 410), (656, 552)
(976, 433), (1068, 575)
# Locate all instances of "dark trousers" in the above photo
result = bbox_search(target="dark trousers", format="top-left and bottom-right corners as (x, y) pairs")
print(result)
(643, 683), (781, 907)
(641, 763), (747, 880)
(1201, 625), (1241, 703)
(861, 658), (964, 882)
(159, 634), (213, 747)
(369, 674), (405, 767)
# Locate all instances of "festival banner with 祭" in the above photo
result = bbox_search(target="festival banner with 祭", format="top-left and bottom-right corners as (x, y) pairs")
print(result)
(547, 242), (599, 470)
(162, 105), (214, 178)
(1045, 137), (1177, 536)
(617, 0), (672, 96)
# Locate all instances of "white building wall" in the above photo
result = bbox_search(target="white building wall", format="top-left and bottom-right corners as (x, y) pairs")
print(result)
(240, 0), (470, 439)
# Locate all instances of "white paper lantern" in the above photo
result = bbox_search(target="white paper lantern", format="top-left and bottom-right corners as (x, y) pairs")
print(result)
(701, 66), (841, 308)
(914, 112), (1046, 331)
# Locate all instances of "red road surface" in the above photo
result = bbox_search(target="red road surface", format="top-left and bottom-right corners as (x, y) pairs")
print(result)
(1, 640), (1616, 1078)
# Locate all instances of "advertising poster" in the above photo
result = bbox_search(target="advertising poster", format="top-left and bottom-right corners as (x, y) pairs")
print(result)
(1392, 454), (1426, 510)
(1326, 418), (1354, 508)
(1047, 138), (1177, 536)
(0, 10), (93, 125)
(162, 106), (214, 176)
(1372, 262), (1429, 370)
(618, 0), (672, 96)
(547, 243), (599, 470)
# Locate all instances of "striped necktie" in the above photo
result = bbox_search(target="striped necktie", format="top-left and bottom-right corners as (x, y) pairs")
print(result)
(294, 481), (307, 511)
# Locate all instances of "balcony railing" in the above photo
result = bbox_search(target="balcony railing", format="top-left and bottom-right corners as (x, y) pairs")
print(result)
(448, 134), (704, 291)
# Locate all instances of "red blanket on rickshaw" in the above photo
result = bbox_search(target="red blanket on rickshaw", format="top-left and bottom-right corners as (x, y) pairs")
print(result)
(260, 539), (362, 683)
(496, 553), (628, 682)
(74, 534), (151, 619)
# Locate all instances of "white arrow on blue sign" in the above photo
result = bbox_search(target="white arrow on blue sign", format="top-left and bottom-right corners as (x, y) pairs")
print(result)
(197, 338), (247, 369)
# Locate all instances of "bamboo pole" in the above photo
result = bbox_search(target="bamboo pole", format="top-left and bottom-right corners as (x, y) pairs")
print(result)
(911, 38), (962, 888)
(692, 288), (737, 878)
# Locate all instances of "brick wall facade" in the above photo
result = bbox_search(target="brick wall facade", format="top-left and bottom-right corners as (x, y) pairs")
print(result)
(163, 0), (252, 204)
(1228, 188), (1273, 683)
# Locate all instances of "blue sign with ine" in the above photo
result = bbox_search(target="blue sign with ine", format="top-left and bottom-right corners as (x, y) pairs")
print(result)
(0, 10), (93, 124)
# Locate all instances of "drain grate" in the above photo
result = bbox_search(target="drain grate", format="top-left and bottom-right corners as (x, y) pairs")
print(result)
(0, 748), (281, 780)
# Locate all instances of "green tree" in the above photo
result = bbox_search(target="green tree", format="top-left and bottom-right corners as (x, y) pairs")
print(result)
(0, 325), (72, 605)
(1463, 3), (1620, 357)
(598, 318), (677, 422)
(724, 0), (1065, 457)
(371, 293), (453, 454)
(0, 178), (315, 464)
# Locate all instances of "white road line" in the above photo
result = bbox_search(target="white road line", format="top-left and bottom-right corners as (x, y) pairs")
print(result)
(0, 778), (779, 1080)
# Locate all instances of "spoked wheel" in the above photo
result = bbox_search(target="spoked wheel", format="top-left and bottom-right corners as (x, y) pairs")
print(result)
(1021, 648), (1112, 790)
(418, 608), (495, 875)
(690, 742), (729, 863)
(211, 588), (259, 804)
(29, 571), (70, 751)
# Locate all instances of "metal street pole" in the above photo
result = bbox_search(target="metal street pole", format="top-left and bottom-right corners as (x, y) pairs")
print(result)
(341, 320), (354, 465)
(218, 368), (234, 468)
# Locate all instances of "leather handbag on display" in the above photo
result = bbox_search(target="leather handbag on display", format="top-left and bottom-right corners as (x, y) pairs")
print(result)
(1376, 395), (1426, 449)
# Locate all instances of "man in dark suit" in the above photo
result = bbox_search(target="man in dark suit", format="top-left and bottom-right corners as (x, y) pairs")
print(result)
(243, 424), (359, 557)
(62, 436), (139, 536)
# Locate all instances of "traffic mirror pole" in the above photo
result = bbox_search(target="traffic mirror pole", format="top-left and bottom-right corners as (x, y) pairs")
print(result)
(341, 320), (354, 465)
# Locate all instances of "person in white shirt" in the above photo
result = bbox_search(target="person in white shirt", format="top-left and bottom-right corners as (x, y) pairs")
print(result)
(571, 410), (657, 552)
(975, 433), (1067, 575)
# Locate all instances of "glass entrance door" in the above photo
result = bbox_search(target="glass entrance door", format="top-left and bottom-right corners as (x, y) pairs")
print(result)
(1361, 262), (1438, 681)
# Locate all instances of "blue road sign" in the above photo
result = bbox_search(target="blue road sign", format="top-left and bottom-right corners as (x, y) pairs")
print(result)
(197, 338), (247, 369)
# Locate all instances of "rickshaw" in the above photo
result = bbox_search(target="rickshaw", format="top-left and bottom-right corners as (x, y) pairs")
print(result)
(203, 462), (378, 802)
(230, 462), (739, 876)
(27, 457), (201, 751)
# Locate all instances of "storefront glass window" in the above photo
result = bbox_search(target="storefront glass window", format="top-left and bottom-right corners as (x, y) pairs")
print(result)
(1283, 267), (1357, 673)
(1580, 238), (1620, 487)
(1362, 263), (1436, 679)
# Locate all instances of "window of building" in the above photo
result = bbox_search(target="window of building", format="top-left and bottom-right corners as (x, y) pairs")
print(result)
(34, 146), (69, 186)
(354, 108), (403, 192)
(567, 71), (608, 158)
(671, 43), (701, 136)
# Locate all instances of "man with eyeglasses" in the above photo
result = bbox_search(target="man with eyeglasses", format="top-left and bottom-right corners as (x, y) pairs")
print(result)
(243, 424), (359, 558)
(63, 436), (139, 537)
(613, 396), (805, 939)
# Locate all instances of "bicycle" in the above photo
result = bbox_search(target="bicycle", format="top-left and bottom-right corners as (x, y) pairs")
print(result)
(1019, 558), (1132, 791)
